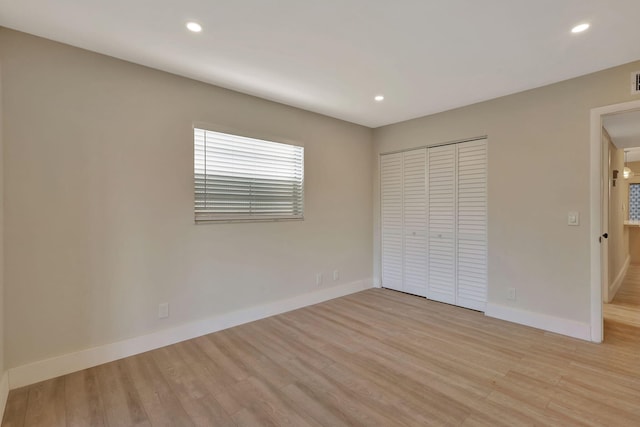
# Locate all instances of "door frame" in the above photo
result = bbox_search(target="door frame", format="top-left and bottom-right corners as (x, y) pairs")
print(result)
(590, 99), (640, 342)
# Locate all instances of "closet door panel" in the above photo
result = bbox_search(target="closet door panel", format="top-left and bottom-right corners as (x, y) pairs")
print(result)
(381, 153), (403, 291)
(403, 149), (427, 297)
(427, 145), (456, 304)
(456, 139), (488, 311)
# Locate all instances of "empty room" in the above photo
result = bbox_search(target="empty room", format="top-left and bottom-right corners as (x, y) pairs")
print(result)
(1, 0), (640, 426)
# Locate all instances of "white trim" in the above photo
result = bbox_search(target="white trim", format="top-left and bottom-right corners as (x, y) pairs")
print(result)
(590, 100), (640, 343)
(0, 371), (8, 420)
(8, 279), (372, 389)
(600, 127), (610, 321)
(192, 121), (304, 148)
(485, 303), (591, 341)
(608, 254), (630, 302)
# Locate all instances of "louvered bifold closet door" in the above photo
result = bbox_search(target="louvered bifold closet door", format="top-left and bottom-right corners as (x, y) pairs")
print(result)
(402, 149), (428, 297)
(381, 153), (403, 291)
(427, 145), (457, 304)
(456, 139), (488, 310)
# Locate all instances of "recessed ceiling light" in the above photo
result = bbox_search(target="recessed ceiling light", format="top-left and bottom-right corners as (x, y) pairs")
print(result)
(571, 23), (590, 33)
(186, 22), (202, 33)
(374, 95), (385, 102)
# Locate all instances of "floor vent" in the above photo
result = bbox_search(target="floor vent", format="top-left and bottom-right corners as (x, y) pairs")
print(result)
(633, 71), (640, 95)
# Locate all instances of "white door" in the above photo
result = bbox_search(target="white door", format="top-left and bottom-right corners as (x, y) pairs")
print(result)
(456, 139), (488, 310)
(403, 149), (428, 296)
(381, 153), (403, 291)
(427, 145), (457, 304)
(382, 140), (488, 309)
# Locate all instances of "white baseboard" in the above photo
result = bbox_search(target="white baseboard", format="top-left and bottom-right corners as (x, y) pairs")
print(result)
(0, 371), (8, 421)
(608, 255), (630, 303)
(9, 279), (372, 389)
(485, 303), (592, 341)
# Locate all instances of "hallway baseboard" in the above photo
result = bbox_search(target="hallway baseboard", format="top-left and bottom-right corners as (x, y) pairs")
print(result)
(608, 255), (630, 303)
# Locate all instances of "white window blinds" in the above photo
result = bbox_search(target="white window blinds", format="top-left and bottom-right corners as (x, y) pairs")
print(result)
(194, 128), (304, 222)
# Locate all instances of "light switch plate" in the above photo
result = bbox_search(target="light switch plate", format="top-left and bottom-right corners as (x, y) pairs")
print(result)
(568, 211), (579, 226)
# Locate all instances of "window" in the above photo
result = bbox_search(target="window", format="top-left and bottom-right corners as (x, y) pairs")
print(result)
(194, 128), (304, 222)
(630, 183), (640, 221)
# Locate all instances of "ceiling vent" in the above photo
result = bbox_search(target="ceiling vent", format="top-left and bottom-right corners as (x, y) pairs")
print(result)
(633, 71), (640, 95)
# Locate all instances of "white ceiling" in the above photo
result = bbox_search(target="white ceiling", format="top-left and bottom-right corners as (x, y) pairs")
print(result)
(624, 148), (640, 163)
(604, 110), (640, 162)
(2, 0), (640, 128)
(602, 110), (640, 148)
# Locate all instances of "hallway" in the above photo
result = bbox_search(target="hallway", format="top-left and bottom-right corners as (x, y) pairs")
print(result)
(604, 264), (640, 336)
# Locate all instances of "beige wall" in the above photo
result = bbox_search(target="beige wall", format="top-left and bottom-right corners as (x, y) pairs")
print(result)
(606, 130), (629, 300)
(625, 161), (640, 174)
(0, 28), (373, 368)
(629, 229), (640, 264)
(373, 59), (640, 324)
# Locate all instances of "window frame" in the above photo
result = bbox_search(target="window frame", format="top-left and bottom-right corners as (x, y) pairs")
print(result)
(629, 182), (640, 221)
(193, 123), (305, 224)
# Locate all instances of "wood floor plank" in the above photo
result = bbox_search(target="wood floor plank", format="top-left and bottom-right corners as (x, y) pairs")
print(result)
(123, 353), (195, 427)
(227, 376), (316, 427)
(150, 345), (234, 427)
(64, 368), (106, 427)
(323, 360), (452, 426)
(193, 334), (248, 382)
(483, 390), (577, 427)
(238, 318), (334, 370)
(3, 268), (640, 427)
(232, 407), (277, 427)
(1, 387), (29, 427)
(94, 360), (150, 426)
(603, 264), (640, 328)
(487, 370), (554, 410)
(275, 356), (407, 426)
(172, 339), (236, 398)
(23, 377), (66, 427)
(278, 383), (351, 427)
(215, 329), (298, 390)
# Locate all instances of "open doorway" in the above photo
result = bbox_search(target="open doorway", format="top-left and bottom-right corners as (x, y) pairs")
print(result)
(590, 100), (640, 343)
(602, 113), (640, 336)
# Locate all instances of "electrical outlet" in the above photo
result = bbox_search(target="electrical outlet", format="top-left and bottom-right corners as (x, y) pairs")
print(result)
(316, 273), (323, 286)
(567, 211), (579, 226)
(333, 270), (340, 281)
(507, 288), (516, 301)
(158, 302), (169, 318)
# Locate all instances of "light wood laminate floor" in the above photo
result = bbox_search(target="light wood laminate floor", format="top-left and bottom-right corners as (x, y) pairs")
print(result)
(603, 263), (640, 328)
(3, 287), (640, 426)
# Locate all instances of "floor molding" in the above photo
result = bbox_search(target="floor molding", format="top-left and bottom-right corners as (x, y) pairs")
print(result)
(0, 371), (8, 421)
(8, 279), (373, 389)
(608, 255), (630, 303)
(485, 303), (592, 341)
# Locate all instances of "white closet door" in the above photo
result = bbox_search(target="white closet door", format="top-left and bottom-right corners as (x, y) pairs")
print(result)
(402, 149), (428, 297)
(381, 153), (403, 291)
(427, 145), (456, 304)
(456, 139), (488, 310)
